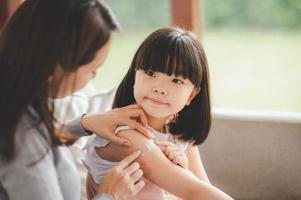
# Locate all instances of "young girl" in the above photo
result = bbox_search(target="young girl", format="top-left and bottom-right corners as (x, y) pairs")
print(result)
(83, 27), (232, 200)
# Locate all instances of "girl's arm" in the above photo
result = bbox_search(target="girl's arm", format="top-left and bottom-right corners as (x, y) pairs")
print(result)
(98, 129), (232, 200)
(186, 145), (211, 184)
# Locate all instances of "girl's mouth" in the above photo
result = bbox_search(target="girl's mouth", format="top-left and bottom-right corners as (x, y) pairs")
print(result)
(145, 97), (169, 106)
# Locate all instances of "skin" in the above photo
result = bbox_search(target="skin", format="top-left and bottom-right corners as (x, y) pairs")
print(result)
(133, 70), (200, 131)
(95, 70), (232, 199)
(48, 42), (150, 199)
(99, 130), (232, 200)
(48, 42), (111, 99)
(96, 150), (146, 199)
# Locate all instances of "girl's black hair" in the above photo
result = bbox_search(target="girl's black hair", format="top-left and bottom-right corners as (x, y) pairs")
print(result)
(0, 0), (119, 162)
(113, 27), (211, 145)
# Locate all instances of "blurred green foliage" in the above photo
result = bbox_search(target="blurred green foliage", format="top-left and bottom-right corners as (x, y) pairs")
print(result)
(99, 0), (301, 112)
(107, 0), (301, 30)
(205, 0), (301, 29)
(106, 0), (169, 30)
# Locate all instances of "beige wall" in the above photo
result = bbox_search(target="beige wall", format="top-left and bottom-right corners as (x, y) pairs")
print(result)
(200, 109), (301, 200)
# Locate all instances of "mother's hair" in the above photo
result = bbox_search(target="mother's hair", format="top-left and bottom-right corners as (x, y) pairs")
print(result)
(0, 0), (119, 162)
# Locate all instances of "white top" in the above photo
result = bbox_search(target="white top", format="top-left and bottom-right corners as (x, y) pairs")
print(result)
(0, 107), (110, 200)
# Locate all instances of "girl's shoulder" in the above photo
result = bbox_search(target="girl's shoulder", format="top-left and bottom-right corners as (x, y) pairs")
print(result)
(114, 125), (190, 150)
(83, 125), (129, 149)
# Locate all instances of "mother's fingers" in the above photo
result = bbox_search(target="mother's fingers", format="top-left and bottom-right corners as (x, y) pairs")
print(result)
(133, 180), (145, 195)
(123, 162), (140, 176)
(130, 169), (144, 183)
(119, 118), (153, 139)
(117, 151), (141, 170)
(114, 104), (148, 126)
(123, 104), (139, 109)
(122, 107), (148, 127)
(106, 131), (132, 147)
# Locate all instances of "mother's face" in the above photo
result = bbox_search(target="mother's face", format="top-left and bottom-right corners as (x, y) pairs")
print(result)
(48, 41), (111, 99)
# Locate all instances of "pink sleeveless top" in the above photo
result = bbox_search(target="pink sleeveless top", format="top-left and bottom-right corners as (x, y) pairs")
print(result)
(83, 125), (189, 200)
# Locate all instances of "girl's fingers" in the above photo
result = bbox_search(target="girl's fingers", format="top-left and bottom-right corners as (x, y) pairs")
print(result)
(174, 158), (184, 168)
(167, 149), (182, 160)
(155, 139), (188, 168)
(155, 140), (179, 156)
(173, 156), (188, 169)
(162, 146), (186, 163)
(157, 144), (165, 151)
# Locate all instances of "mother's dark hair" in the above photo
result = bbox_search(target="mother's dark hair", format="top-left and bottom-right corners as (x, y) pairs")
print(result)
(0, 0), (119, 161)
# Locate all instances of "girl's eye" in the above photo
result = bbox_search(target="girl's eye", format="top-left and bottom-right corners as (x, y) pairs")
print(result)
(144, 70), (156, 77)
(172, 78), (184, 84)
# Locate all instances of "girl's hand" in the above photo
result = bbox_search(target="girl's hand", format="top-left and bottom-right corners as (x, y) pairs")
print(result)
(97, 151), (145, 199)
(82, 104), (153, 147)
(155, 140), (188, 169)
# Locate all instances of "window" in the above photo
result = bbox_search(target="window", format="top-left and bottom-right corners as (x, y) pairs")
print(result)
(92, 0), (301, 112)
(203, 0), (301, 112)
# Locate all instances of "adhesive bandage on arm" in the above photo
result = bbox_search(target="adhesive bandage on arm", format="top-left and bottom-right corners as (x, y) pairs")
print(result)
(140, 140), (157, 155)
(115, 125), (157, 155)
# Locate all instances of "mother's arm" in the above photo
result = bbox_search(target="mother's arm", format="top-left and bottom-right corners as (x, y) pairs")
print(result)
(100, 129), (233, 200)
(62, 104), (152, 145)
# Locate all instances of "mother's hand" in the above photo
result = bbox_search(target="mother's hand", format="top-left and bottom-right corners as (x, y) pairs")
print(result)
(82, 104), (153, 147)
(96, 151), (145, 200)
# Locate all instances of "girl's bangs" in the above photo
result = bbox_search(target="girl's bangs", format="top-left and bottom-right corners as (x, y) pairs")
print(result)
(134, 36), (202, 86)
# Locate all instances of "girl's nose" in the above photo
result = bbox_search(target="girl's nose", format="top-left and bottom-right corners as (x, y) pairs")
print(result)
(152, 88), (167, 95)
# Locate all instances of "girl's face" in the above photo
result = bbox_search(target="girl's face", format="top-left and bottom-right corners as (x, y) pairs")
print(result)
(134, 69), (200, 119)
(48, 41), (110, 99)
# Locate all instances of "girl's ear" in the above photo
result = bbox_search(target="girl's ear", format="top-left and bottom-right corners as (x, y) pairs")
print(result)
(186, 87), (201, 106)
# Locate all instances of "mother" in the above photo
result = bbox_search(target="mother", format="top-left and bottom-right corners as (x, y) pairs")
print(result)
(0, 0), (151, 199)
